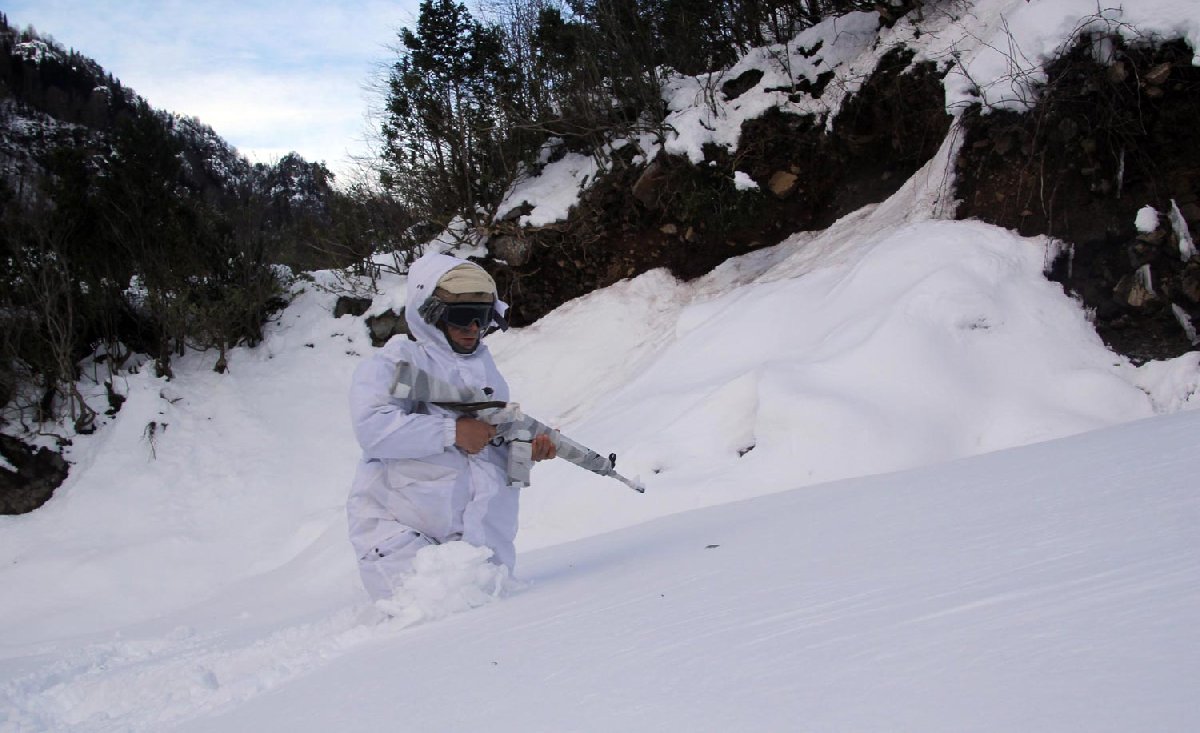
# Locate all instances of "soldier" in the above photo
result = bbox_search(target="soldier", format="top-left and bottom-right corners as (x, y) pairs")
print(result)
(346, 253), (554, 601)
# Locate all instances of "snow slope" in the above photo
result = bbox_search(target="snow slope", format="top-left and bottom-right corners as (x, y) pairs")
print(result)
(177, 408), (1200, 733)
(5, 407), (1198, 732)
(3, 126), (1199, 732)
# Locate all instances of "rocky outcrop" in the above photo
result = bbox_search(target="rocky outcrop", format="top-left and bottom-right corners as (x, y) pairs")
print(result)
(0, 435), (69, 515)
(486, 47), (952, 328)
(365, 309), (409, 347)
(334, 296), (372, 318)
(482, 32), (1198, 366)
(956, 37), (1200, 362)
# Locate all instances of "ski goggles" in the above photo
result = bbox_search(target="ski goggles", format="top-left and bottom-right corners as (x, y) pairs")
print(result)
(441, 302), (495, 329)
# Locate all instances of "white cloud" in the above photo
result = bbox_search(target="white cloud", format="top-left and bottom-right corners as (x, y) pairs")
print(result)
(5, 0), (419, 177)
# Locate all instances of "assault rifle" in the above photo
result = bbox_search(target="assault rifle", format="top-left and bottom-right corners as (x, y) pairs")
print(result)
(390, 361), (645, 493)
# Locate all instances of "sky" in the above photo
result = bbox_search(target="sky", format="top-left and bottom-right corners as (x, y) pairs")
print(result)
(2, 1), (1200, 730)
(3, 0), (420, 180)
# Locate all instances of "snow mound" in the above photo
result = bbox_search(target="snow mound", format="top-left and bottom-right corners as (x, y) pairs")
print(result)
(374, 542), (517, 627)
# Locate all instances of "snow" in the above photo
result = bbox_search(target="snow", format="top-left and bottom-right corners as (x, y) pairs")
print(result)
(659, 10), (881, 163)
(1137, 262), (1155, 295)
(13, 40), (51, 64)
(1137, 204), (1161, 233)
(3, 1), (1200, 731)
(5, 140), (1199, 731)
(939, 0), (1200, 113)
(6, 397), (1199, 732)
(496, 152), (600, 227)
(1171, 303), (1199, 346)
(177, 409), (1200, 733)
(1169, 199), (1198, 261)
(732, 170), (758, 191)
(371, 542), (514, 627)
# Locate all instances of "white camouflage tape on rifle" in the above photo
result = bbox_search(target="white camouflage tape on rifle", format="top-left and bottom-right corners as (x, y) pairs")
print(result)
(391, 361), (645, 493)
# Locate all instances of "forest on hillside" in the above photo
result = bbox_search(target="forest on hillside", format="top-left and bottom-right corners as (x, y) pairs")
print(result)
(0, 15), (406, 431)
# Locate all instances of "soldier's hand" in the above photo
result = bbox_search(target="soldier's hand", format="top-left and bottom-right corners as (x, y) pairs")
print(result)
(531, 433), (557, 462)
(455, 417), (496, 454)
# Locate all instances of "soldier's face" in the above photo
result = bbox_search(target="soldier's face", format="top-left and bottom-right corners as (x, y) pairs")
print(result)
(445, 322), (480, 351)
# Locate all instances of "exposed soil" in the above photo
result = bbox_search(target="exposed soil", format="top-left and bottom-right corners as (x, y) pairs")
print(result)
(955, 38), (1200, 362)
(488, 47), (952, 327)
(0, 434), (69, 514)
(490, 36), (1200, 366)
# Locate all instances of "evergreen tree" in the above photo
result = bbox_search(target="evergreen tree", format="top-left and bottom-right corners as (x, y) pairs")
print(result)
(381, 0), (521, 229)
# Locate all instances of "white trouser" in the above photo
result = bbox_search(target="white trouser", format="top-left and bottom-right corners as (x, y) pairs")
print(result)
(356, 528), (436, 601)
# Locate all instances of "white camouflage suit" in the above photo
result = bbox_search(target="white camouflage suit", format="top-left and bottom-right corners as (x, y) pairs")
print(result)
(346, 253), (517, 601)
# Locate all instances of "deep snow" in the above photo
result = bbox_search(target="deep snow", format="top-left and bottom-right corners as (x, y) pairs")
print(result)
(3, 1), (1200, 731)
(174, 408), (1200, 733)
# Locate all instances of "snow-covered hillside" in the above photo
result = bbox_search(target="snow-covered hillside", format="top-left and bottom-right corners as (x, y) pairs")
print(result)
(3, 122), (1198, 731)
(134, 410), (1200, 732)
(3, 1), (1200, 731)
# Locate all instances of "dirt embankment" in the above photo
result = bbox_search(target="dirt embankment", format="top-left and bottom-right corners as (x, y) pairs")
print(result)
(487, 36), (1200, 365)
(488, 48), (952, 329)
(955, 38), (1200, 363)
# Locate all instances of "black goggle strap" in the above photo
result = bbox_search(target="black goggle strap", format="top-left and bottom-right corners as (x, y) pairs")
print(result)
(417, 295), (446, 325)
(491, 308), (510, 332)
